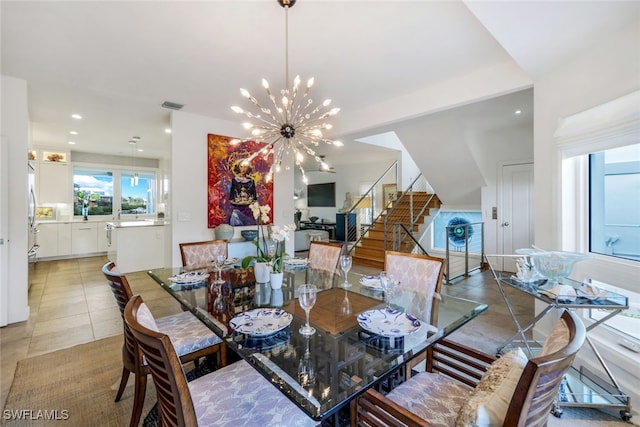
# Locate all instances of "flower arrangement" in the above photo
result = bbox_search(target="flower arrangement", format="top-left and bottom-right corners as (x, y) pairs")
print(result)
(268, 224), (297, 273)
(241, 202), (272, 268)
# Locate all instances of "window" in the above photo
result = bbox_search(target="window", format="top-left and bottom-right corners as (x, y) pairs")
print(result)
(121, 171), (156, 215)
(73, 168), (113, 216)
(73, 167), (157, 218)
(589, 144), (640, 262)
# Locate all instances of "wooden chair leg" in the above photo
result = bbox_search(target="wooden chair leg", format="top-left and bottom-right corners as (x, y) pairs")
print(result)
(129, 373), (147, 427)
(115, 366), (131, 402)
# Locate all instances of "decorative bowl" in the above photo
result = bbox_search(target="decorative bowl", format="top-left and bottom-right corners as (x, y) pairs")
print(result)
(241, 230), (259, 241)
(214, 224), (234, 240)
(523, 250), (591, 284)
(308, 216), (319, 223)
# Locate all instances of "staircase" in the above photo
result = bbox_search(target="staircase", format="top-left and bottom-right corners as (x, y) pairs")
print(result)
(351, 192), (441, 269)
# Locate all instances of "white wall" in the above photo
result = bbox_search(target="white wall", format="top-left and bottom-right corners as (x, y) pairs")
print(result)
(0, 75), (30, 324)
(169, 110), (295, 267)
(532, 20), (640, 420)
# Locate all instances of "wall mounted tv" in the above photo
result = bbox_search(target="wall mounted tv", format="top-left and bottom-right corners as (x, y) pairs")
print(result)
(307, 182), (336, 207)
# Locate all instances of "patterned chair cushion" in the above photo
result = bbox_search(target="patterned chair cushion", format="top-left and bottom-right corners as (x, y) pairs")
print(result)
(189, 359), (318, 426)
(181, 241), (227, 269)
(156, 310), (222, 356)
(137, 303), (160, 331)
(385, 253), (443, 322)
(307, 242), (341, 273)
(540, 317), (570, 356)
(455, 348), (528, 427)
(386, 371), (473, 427)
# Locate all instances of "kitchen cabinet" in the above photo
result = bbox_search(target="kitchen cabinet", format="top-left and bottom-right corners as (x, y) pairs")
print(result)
(58, 222), (72, 256)
(72, 222), (98, 254)
(98, 221), (110, 252)
(38, 162), (70, 203)
(36, 223), (59, 258)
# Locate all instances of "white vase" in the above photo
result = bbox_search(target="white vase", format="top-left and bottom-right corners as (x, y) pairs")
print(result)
(253, 262), (271, 283)
(270, 288), (283, 307)
(270, 272), (284, 289)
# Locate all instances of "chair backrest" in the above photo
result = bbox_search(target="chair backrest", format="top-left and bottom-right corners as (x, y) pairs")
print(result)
(102, 261), (143, 371)
(179, 240), (228, 269)
(384, 251), (445, 323)
(307, 241), (342, 273)
(124, 295), (197, 427)
(102, 261), (134, 317)
(505, 309), (585, 427)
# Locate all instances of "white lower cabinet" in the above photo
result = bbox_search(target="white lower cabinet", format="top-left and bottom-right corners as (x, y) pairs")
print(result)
(36, 223), (58, 258)
(58, 223), (72, 256)
(72, 222), (98, 254)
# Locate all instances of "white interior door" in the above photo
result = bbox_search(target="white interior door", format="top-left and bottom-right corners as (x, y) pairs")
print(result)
(498, 162), (534, 272)
(0, 137), (9, 326)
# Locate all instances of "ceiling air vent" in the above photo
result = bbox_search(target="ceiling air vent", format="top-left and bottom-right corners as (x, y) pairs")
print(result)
(161, 101), (184, 111)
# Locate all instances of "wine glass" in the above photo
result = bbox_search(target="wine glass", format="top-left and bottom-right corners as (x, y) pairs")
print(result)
(213, 253), (226, 284)
(379, 271), (397, 310)
(298, 284), (317, 336)
(339, 255), (352, 288)
(340, 287), (352, 315)
(297, 337), (316, 387)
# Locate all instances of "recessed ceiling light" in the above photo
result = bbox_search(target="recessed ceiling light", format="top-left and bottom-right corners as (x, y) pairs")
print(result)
(515, 110), (522, 115)
(137, 148), (143, 152)
(71, 114), (82, 120)
(164, 128), (172, 134)
(69, 130), (78, 135)
(68, 141), (76, 145)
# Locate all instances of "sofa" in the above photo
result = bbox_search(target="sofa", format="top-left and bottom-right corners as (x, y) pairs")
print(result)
(294, 230), (330, 252)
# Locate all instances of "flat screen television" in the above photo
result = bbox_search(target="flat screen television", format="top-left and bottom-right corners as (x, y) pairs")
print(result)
(307, 182), (336, 207)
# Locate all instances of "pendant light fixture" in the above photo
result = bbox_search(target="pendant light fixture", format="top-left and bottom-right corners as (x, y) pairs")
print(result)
(230, 0), (342, 185)
(129, 137), (140, 187)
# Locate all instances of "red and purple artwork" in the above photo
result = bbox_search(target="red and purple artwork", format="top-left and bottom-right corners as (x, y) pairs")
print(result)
(207, 134), (273, 228)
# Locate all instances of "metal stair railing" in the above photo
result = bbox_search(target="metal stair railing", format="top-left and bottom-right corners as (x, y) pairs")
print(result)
(444, 221), (485, 284)
(383, 174), (436, 252)
(343, 161), (399, 254)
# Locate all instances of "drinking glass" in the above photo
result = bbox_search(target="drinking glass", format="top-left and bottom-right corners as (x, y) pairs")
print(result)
(214, 253), (226, 284)
(297, 337), (316, 387)
(340, 288), (352, 315)
(298, 284), (317, 336)
(339, 255), (352, 288)
(379, 271), (397, 310)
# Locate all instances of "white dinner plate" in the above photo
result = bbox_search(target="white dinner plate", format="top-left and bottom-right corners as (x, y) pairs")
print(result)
(357, 309), (421, 337)
(168, 271), (209, 284)
(229, 308), (293, 337)
(284, 257), (308, 266)
(225, 257), (240, 265)
(359, 275), (382, 290)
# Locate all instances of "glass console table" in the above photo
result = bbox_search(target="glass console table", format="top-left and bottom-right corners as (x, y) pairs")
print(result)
(485, 256), (632, 421)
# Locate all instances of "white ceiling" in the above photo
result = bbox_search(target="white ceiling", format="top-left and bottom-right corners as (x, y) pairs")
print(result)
(2, 1), (638, 163)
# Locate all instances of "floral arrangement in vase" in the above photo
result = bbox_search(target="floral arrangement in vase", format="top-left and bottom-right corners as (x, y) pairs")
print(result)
(268, 224), (297, 273)
(241, 202), (272, 268)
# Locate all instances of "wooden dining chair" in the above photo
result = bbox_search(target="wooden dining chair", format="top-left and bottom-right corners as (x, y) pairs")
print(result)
(351, 309), (586, 427)
(102, 262), (227, 427)
(124, 294), (318, 427)
(383, 251), (445, 378)
(179, 239), (228, 269)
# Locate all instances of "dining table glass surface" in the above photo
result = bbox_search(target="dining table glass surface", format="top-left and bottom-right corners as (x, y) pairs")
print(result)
(148, 262), (487, 421)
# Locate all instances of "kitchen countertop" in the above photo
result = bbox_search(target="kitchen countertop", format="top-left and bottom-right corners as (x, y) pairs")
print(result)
(106, 219), (170, 228)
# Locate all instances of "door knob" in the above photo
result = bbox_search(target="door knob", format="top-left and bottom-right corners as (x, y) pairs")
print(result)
(501, 221), (510, 227)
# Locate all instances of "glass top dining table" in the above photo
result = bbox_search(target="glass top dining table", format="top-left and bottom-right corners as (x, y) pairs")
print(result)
(147, 261), (488, 421)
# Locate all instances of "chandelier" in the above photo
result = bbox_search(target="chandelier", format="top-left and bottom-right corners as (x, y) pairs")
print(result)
(230, 0), (342, 184)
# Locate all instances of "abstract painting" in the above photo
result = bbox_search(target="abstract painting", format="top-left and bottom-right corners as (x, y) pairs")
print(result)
(207, 134), (273, 227)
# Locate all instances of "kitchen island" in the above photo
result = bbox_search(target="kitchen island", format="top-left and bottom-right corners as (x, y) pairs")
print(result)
(106, 219), (170, 273)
